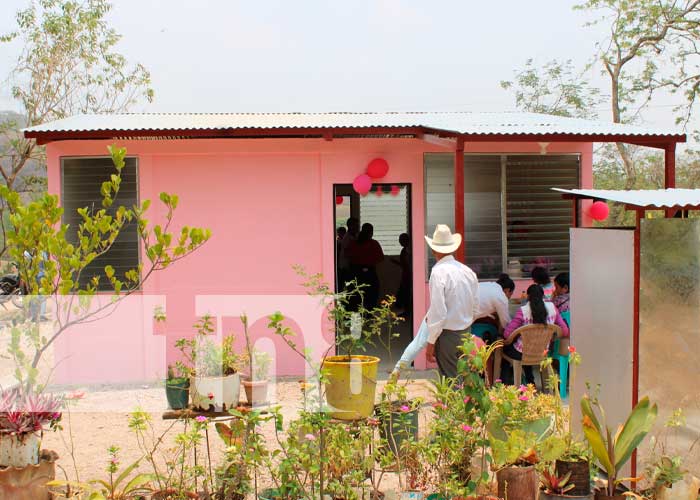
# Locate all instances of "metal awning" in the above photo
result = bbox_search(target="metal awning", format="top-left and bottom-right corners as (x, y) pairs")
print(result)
(22, 111), (686, 145)
(552, 188), (700, 210)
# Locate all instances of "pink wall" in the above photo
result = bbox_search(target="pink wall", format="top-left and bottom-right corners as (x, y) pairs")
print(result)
(46, 138), (591, 381)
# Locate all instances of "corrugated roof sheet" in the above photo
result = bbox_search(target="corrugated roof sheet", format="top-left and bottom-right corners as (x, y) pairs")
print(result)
(552, 188), (700, 209)
(22, 111), (683, 138)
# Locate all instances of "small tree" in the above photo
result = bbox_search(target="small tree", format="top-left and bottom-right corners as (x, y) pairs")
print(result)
(4, 145), (210, 389)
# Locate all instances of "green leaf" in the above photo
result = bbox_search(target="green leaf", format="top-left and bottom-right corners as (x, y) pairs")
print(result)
(613, 396), (657, 470)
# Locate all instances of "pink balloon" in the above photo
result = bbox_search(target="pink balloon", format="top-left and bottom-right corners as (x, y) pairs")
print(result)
(375, 186), (383, 197)
(366, 158), (389, 179)
(589, 201), (610, 221)
(390, 185), (400, 196)
(353, 174), (372, 195)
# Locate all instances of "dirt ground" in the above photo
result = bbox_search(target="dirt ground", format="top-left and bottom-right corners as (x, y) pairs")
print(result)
(40, 376), (438, 491)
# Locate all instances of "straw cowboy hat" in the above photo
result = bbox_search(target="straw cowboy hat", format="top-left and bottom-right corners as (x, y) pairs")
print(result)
(425, 224), (462, 254)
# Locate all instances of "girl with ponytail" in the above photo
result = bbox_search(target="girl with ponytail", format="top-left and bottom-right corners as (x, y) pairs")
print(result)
(501, 284), (569, 384)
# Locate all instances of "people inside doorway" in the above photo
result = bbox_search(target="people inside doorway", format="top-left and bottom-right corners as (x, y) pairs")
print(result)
(502, 284), (569, 384)
(392, 232), (412, 317)
(337, 217), (359, 290)
(347, 222), (385, 310)
(423, 224), (479, 378)
(552, 272), (570, 314)
(392, 273), (514, 376)
(531, 266), (555, 300)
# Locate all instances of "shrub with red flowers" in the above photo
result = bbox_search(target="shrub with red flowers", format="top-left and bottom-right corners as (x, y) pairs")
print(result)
(0, 388), (62, 436)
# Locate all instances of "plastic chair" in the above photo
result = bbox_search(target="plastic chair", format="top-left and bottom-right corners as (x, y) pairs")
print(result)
(493, 323), (562, 390)
(549, 310), (571, 399)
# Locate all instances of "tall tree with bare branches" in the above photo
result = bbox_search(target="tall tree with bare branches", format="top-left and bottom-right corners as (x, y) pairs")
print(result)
(0, 0), (153, 254)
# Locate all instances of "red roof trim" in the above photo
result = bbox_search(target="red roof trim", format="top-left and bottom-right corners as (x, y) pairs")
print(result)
(24, 125), (687, 146)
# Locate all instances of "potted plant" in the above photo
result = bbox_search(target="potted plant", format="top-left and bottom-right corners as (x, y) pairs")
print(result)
(540, 468), (593, 499)
(542, 349), (592, 497)
(375, 380), (420, 461)
(177, 315), (244, 411)
(486, 383), (566, 500)
(580, 393), (657, 499)
(0, 388), (62, 500)
(165, 364), (191, 410)
(242, 351), (272, 406)
(296, 268), (398, 420)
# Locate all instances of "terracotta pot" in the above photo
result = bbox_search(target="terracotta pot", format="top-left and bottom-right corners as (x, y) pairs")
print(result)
(0, 432), (39, 468)
(242, 378), (269, 406)
(496, 465), (537, 500)
(555, 459), (591, 496)
(0, 449), (57, 500)
(152, 488), (200, 499)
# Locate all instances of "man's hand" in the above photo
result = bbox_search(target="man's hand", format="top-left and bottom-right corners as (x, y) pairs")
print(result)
(426, 342), (436, 364)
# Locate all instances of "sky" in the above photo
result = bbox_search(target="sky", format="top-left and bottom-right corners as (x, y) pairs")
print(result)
(0, 0), (686, 130)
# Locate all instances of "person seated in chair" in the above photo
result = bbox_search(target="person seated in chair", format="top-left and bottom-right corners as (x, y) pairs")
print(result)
(552, 272), (570, 315)
(502, 284), (569, 385)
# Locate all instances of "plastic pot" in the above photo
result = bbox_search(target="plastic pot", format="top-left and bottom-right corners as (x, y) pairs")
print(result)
(165, 378), (190, 410)
(593, 492), (626, 500)
(322, 355), (379, 420)
(190, 373), (241, 411)
(496, 465), (537, 500)
(0, 433), (39, 468)
(376, 403), (418, 458)
(555, 459), (591, 496)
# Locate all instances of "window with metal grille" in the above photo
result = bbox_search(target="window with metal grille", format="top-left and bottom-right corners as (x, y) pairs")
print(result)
(359, 185), (409, 255)
(505, 155), (579, 277)
(61, 157), (139, 290)
(424, 153), (579, 280)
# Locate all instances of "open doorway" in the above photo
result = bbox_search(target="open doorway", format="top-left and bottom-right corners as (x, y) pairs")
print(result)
(333, 184), (413, 372)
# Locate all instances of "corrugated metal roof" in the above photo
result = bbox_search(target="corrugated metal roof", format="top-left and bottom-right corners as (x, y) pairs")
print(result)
(552, 188), (700, 209)
(22, 111), (683, 138)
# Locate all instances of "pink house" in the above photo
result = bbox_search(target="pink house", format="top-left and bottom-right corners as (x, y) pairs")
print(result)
(23, 112), (683, 383)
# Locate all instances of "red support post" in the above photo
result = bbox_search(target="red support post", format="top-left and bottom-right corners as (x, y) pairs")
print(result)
(665, 143), (676, 218)
(631, 209), (642, 480)
(455, 138), (465, 263)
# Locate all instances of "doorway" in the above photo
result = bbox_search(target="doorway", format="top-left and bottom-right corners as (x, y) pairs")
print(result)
(333, 184), (413, 372)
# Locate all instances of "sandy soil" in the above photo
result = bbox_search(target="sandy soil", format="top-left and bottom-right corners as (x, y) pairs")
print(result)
(40, 376), (438, 493)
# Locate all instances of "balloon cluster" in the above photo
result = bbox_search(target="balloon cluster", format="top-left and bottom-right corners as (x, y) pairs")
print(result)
(352, 158), (400, 197)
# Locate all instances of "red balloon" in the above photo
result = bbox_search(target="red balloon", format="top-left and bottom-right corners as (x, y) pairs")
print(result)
(375, 186), (383, 197)
(335, 196), (343, 205)
(353, 174), (372, 195)
(390, 185), (400, 196)
(589, 201), (610, 221)
(366, 158), (389, 179)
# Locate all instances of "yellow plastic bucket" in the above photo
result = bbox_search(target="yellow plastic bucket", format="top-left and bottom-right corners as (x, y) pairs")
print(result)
(322, 355), (380, 420)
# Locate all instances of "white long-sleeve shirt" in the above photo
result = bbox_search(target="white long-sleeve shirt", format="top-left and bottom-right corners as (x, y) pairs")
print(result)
(396, 282), (508, 371)
(475, 281), (511, 329)
(425, 255), (479, 344)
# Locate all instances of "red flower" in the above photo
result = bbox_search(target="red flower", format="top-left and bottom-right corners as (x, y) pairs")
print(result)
(568, 346), (576, 353)
(207, 392), (214, 400)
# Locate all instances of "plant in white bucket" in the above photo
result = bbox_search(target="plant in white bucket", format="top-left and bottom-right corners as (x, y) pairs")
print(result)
(177, 315), (245, 412)
(0, 388), (62, 468)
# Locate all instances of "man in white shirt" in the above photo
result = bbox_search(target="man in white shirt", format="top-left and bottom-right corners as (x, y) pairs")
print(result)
(423, 224), (479, 378)
(475, 274), (514, 330)
(392, 274), (514, 376)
